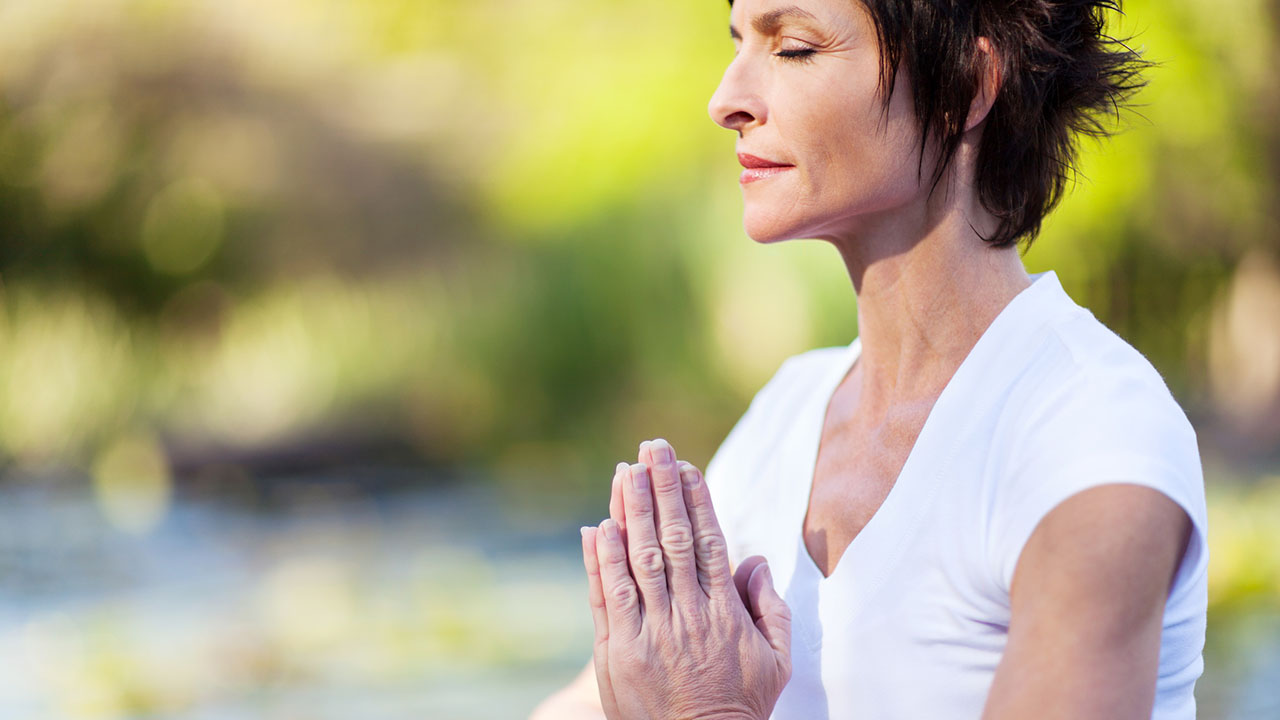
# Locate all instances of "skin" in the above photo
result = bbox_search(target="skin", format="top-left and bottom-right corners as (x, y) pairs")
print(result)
(531, 0), (1193, 717)
(583, 440), (791, 720)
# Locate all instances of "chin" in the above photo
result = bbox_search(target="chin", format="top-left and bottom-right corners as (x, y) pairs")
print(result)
(742, 207), (810, 244)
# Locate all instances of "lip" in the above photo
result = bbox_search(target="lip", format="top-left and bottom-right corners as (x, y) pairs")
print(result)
(737, 153), (794, 185)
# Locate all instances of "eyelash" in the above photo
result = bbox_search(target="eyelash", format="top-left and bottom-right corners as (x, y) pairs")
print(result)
(775, 47), (817, 63)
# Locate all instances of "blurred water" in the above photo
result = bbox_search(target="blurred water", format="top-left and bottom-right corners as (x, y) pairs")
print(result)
(0, 477), (1276, 719)
(0, 477), (594, 720)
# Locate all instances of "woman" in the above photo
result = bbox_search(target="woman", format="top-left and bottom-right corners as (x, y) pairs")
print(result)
(533, 0), (1207, 717)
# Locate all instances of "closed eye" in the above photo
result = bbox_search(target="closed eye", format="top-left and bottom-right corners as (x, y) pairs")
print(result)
(775, 47), (817, 62)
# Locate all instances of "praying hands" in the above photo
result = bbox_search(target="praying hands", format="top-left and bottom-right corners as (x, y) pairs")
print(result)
(579, 438), (793, 720)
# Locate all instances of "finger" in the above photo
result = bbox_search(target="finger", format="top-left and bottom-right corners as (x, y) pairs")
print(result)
(622, 460), (671, 619)
(581, 526), (609, 643)
(677, 461), (734, 598)
(734, 555), (768, 611)
(641, 439), (700, 602)
(581, 526), (618, 714)
(596, 518), (643, 639)
(609, 461), (630, 551)
(747, 560), (792, 672)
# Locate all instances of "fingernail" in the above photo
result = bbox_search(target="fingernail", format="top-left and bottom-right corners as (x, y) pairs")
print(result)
(651, 438), (674, 466)
(580, 526), (589, 539)
(679, 466), (700, 487)
(615, 461), (629, 476)
(630, 463), (649, 491)
(602, 519), (619, 542)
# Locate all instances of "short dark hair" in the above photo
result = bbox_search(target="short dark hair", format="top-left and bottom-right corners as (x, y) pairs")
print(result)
(726, 0), (1150, 249)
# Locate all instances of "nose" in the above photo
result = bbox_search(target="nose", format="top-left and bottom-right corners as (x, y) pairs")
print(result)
(708, 55), (766, 135)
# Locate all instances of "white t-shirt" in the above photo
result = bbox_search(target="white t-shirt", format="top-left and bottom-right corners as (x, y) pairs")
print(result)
(704, 270), (1209, 720)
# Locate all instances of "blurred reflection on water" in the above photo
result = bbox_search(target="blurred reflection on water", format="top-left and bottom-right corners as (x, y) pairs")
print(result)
(0, 475), (1275, 720)
(0, 475), (593, 719)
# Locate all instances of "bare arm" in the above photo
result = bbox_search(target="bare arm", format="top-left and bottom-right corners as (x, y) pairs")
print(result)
(529, 660), (604, 720)
(982, 484), (1194, 720)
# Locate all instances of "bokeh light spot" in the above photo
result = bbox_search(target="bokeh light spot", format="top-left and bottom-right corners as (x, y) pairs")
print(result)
(91, 432), (172, 535)
(141, 178), (225, 275)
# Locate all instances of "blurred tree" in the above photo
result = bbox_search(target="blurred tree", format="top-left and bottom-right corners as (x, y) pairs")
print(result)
(0, 0), (1275, 482)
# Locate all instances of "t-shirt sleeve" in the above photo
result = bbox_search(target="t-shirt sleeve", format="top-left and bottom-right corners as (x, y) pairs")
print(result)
(703, 354), (804, 565)
(987, 364), (1210, 601)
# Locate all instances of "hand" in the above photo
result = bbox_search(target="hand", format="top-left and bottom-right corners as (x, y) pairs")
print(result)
(580, 438), (792, 720)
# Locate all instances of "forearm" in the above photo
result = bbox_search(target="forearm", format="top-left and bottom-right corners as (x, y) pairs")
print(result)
(529, 687), (606, 720)
(530, 662), (606, 720)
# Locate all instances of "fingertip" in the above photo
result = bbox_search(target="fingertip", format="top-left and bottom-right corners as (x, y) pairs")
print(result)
(746, 558), (778, 600)
(735, 555), (765, 589)
(601, 518), (620, 543)
(581, 527), (600, 572)
(678, 465), (701, 488)
(650, 437), (675, 465)
(629, 462), (650, 491)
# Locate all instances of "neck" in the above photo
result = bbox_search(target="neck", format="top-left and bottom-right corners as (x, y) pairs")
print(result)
(826, 178), (1031, 415)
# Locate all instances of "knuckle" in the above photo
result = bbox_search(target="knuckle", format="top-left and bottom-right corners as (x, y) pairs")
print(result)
(628, 497), (654, 519)
(608, 582), (636, 606)
(660, 523), (695, 554)
(634, 546), (666, 576)
(606, 545), (630, 567)
(654, 476), (684, 499)
(777, 601), (792, 622)
(694, 532), (727, 558)
(696, 569), (716, 592)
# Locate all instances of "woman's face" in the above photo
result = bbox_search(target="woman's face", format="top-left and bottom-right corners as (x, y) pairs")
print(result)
(708, 0), (932, 243)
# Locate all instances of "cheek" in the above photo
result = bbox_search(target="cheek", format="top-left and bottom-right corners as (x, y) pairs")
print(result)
(815, 80), (925, 205)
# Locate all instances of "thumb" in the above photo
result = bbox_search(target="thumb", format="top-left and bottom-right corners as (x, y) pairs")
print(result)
(747, 560), (792, 661)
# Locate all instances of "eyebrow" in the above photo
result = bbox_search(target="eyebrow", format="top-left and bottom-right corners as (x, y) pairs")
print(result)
(729, 5), (820, 40)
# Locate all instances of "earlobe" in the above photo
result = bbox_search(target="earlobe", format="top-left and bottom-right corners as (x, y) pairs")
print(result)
(965, 36), (1001, 132)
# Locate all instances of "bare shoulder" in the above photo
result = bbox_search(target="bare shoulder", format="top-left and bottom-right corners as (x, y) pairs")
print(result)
(1010, 483), (1191, 616)
(983, 484), (1192, 720)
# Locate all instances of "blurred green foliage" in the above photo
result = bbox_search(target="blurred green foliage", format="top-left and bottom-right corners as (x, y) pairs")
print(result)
(0, 0), (1277, 487)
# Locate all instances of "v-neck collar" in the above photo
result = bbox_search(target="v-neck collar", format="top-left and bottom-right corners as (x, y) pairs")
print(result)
(790, 271), (1066, 591)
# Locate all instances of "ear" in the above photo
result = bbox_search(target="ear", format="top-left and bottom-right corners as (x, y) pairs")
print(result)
(964, 36), (1001, 133)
